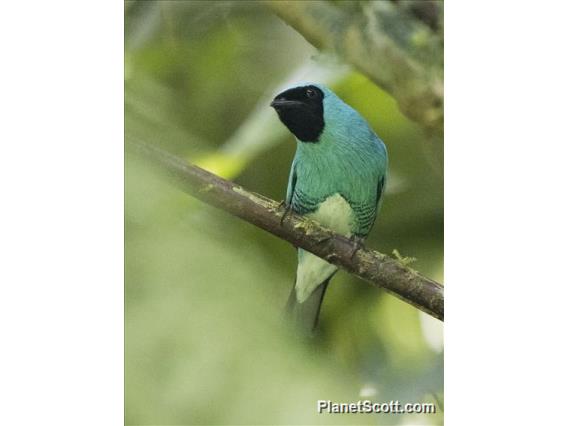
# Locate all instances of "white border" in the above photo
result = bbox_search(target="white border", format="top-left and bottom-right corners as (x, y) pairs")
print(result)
(0, 1), (123, 424)
(446, 1), (568, 424)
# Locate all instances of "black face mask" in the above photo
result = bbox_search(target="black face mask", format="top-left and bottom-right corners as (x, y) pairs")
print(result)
(270, 85), (325, 143)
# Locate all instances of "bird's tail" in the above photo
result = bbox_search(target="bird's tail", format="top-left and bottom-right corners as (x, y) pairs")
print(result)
(285, 275), (333, 335)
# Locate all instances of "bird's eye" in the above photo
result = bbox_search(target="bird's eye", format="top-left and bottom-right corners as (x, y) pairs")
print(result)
(306, 88), (316, 98)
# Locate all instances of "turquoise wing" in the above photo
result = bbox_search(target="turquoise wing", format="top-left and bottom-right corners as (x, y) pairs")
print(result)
(351, 174), (385, 237)
(285, 158), (297, 206)
(286, 156), (322, 215)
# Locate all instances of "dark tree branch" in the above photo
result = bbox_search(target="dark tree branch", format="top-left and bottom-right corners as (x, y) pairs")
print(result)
(127, 141), (444, 321)
(263, 0), (443, 135)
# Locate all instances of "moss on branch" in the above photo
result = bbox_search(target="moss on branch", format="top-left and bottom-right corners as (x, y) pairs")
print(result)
(128, 141), (444, 321)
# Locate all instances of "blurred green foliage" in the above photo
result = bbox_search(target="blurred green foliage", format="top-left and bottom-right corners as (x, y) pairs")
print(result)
(125, 1), (443, 425)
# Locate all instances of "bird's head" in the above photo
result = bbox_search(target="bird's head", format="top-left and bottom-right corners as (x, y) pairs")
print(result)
(270, 83), (325, 143)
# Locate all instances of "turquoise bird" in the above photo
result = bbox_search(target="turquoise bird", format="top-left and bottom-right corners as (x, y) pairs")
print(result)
(270, 83), (388, 332)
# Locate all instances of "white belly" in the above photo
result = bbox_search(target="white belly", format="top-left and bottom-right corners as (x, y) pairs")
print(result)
(295, 194), (354, 303)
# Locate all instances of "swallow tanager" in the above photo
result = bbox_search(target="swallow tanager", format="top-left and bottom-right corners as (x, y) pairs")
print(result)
(270, 83), (388, 333)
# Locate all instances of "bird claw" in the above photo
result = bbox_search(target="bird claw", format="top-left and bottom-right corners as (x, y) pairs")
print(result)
(349, 236), (365, 260)
(279, 201), (291, 226)
(317, 235), (332, 244)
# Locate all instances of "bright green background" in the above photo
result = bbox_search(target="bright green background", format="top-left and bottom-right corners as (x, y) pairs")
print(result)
(125, 1), (443, 425)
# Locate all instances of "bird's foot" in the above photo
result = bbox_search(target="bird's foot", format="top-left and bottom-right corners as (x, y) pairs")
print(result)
(278, 201), (292, 226)
(349, 235), (365, 260)
(316, 234), (333, 244)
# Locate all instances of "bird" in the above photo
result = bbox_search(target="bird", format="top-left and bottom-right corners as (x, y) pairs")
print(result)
(270, 83), (388, 334)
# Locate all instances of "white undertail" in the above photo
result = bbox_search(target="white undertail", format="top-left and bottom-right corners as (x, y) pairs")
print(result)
(295, 194), (354, 303)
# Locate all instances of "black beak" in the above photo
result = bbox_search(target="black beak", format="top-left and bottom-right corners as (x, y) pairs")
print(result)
(270, 99), (303, 109)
